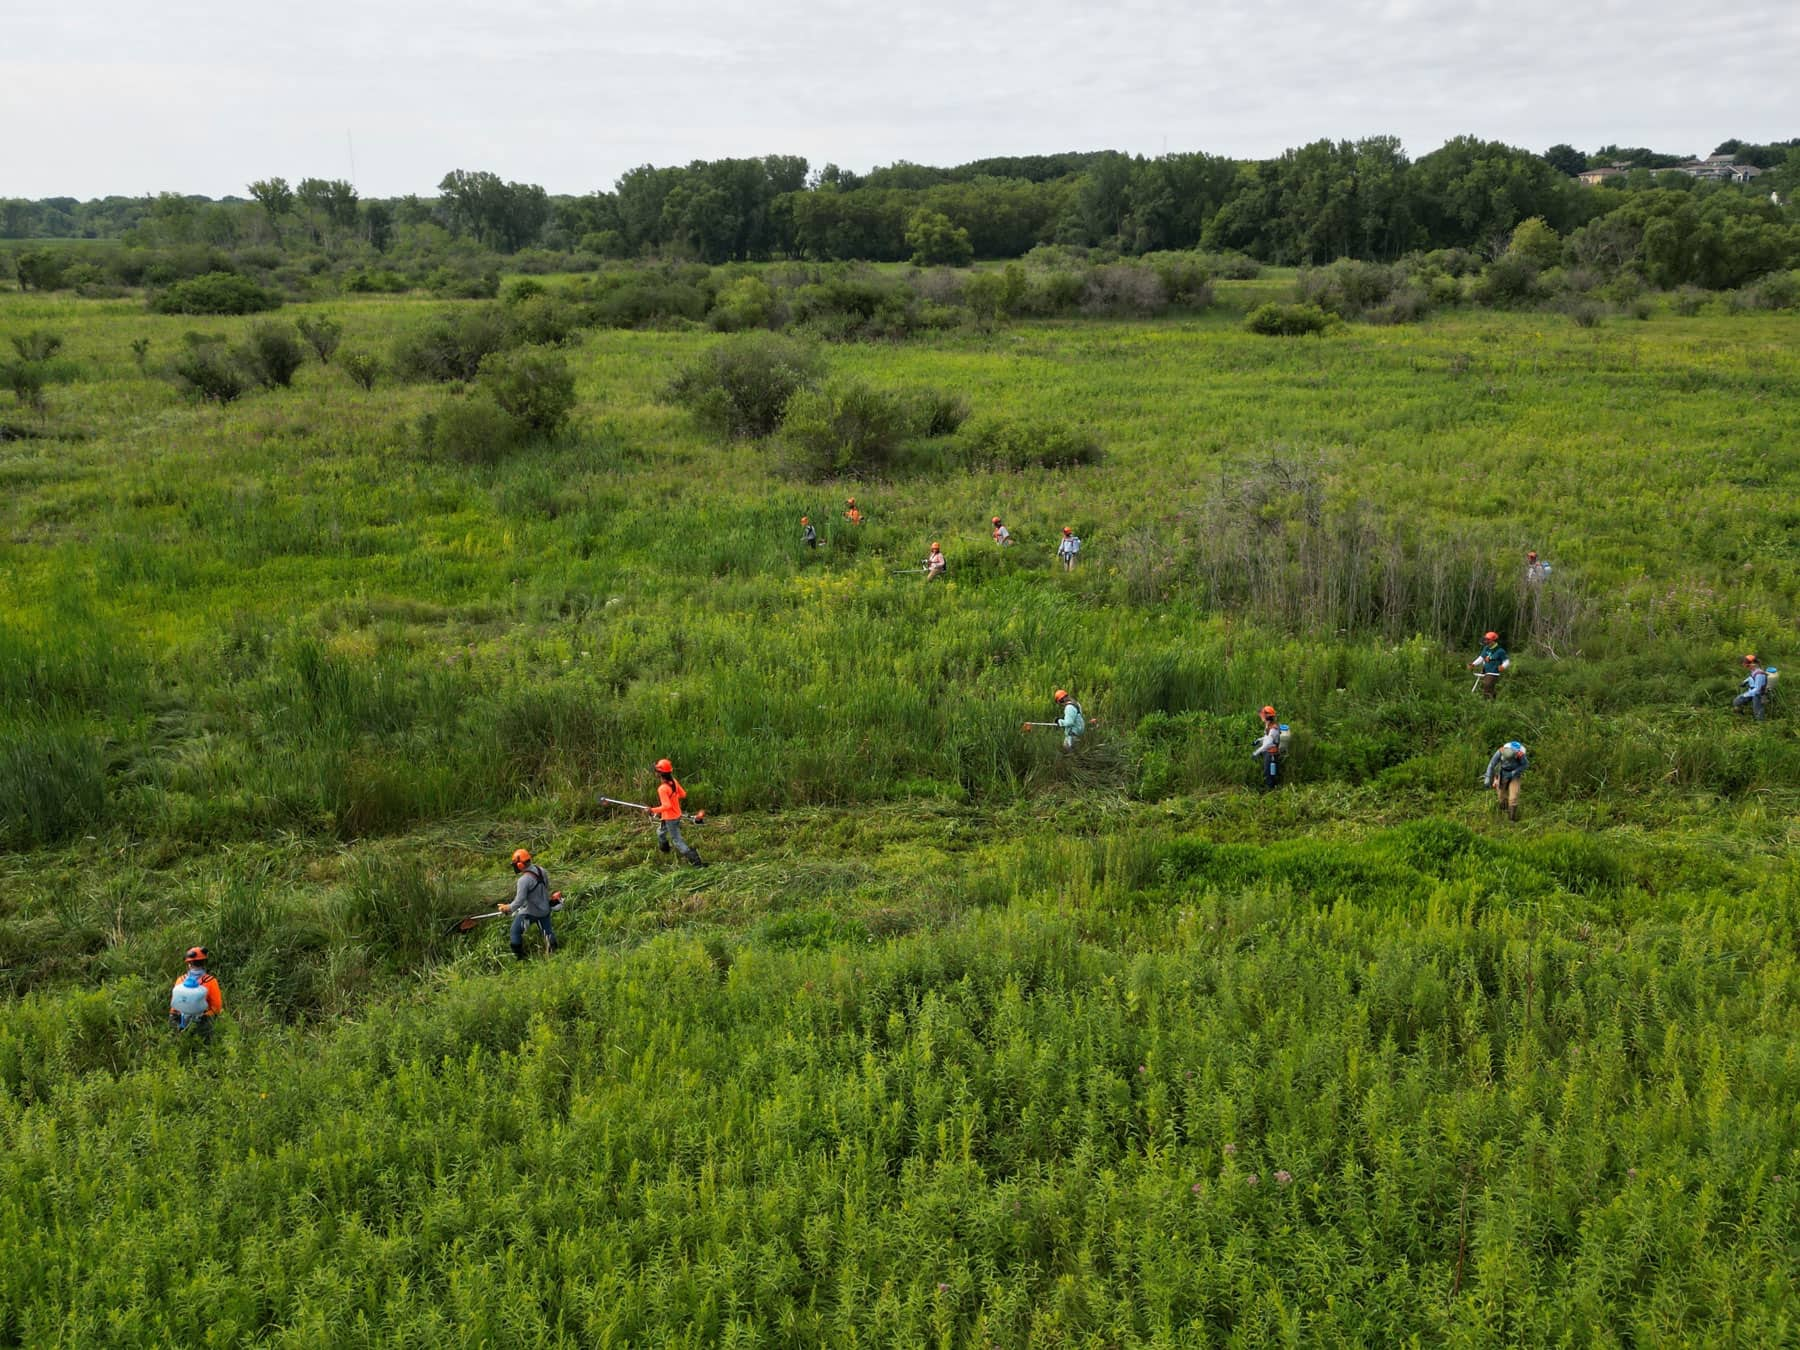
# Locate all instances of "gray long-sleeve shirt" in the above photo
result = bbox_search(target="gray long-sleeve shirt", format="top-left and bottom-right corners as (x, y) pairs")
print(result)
(513, 866), (552, 917)
(1485, 749), (1529, 782)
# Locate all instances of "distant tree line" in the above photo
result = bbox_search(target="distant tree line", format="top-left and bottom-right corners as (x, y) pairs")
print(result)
(3, 135), (1794, 281)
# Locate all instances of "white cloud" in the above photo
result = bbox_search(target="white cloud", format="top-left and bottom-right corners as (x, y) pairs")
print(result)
(3, 0), (1795, 196)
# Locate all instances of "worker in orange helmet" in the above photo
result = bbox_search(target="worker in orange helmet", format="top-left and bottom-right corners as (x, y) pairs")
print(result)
(1053, 688), (1086, 752)
(991, 516), (1015, 546)
(646, 758), (704, 866)
(1057, 526), (1082, 571)
(802, 515), (818, 548)
(924, 541), (947, 581)
(497, 848), (557, 959)
(168, 946), (223, 1043)
(845, 497), (863, 526)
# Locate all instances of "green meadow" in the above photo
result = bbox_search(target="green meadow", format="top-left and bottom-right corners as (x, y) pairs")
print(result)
(2, 279), (1798, 1345)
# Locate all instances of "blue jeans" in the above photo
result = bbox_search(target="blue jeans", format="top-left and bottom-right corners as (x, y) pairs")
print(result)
(510, 910), (556, 956)
(1733, 691), (1765, 721)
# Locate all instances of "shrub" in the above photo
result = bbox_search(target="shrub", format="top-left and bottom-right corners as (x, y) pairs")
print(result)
(1081, 263), (1167, 316)
(418, 393), (522, 465)
(1365, 284), (1433, 326)
(151, 271), (282, 315)
(0, 361), (47, 415)
(1670, 286), (1707, 316)
(1298, 260), (1398, 319)
(477, 347), (576, 436)
(343, 269), (410, 294)
(10, 330), (63, 362)
(506, 295), (582, 347)
(426, 267), (500, 299)
(1143, 253), (1215, 307)
(295, 316), (343, 364)
(1245, 302), (1335, 336)
(237, 322), (305, 388)
(129, 337), (151, 370)
(13, 249), (70, 291)
(664, 332), (823, 440)
(958, 416), (1103, 470)
(1471, 255), (1542, 306)
(903, 387), (971, 437)
(1565, 298), (1604, 328)
(780, 378), (912, 478)
(392, 305), (516, 382)
(502, 277), (546, 304)
(1740, 270), (1800, 311)
(339, 351), (380, 391)
(170, 345), (247, 404)
(708, 276), (778, 332)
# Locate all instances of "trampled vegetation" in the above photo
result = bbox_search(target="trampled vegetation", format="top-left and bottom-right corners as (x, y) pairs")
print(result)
(2, 263), (1797, 1343)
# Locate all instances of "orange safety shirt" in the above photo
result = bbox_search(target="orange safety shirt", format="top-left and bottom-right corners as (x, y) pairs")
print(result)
(653, 780), (687, 820)
(182, 970), (223, 1016)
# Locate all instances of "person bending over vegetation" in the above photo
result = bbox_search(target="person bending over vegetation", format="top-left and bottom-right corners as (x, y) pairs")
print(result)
(1054, 689), (1086, 752)
(924, 541), (947, 581)
(801, 516), (817, 548)
(1734, 654), (1772, 721)
(1469, 631), (1510, 699)
(1058, 526), (1082, 571)
(168, 946), (223, 1043)
(991, 516), (1015, 546)
(498, 848), (557, 959)
(647, 759), (705, 867)
(1483, 741), (1529, 821)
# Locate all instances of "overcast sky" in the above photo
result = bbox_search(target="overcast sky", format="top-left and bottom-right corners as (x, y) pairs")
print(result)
(5, 0), (1796, 199)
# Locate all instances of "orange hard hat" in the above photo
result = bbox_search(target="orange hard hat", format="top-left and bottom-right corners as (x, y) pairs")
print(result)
(1261, 705), (1276, 717)
(1054, 689), (1069, 702)
(930, 541), (940, 550)
(1483, 631), (1499, 642)
(184, 946), (208, 963)
(511, 848), (532, 868)
(1527, 551), (1538, 560)
(992, 516), (1002, 524)
(1062, 526), (1072, 535)
(801, 515), (809, 524)
(655, 758), (674, 773)
(1743, 653), (1758, 666)
(846, 497), (855, 505)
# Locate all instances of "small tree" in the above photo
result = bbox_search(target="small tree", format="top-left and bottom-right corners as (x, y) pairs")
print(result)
(419, 394), (521, 465)
(295, 316), (344, 364)
(1507, 216), (1563, 270)
(9, 330), (62, 362)
(339, 351), (380, 391)
(905, 210), (974, 267)
(1, 361), (47, 416)
(130, 337), (151, 371)
(237, 322), (305, 388)
(476, 347), (576, 436)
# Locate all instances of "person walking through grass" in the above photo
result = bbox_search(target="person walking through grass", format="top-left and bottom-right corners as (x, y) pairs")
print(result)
(1526, 550), (1549, 585)
(168, 946), (223, 1043)
(1057, 527), (1081, 572)
(925, 541), (947, 581)
(497, 848), (557, 959)
(845, 497), (863, 526)
(1734, 653), (1770, 721)
(1483, 741), (1529, 821)
(647, 758), (705, 866)
(1469, 631), (1510, 699)
(802, 516), (817, 548)
(991, 516), (1015, 546)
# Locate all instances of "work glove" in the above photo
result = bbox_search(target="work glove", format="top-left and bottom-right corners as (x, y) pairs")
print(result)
(497, 902), (510, 913)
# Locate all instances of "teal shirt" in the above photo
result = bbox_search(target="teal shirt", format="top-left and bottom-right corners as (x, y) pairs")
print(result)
(1473, 644), (1508, 674)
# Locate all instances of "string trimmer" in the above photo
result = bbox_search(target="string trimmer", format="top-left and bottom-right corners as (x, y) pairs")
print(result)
(444, 893), (564, 936)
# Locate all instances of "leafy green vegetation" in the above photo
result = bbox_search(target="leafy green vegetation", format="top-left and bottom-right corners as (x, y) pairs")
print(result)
(1, 279), (1796, 1342)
